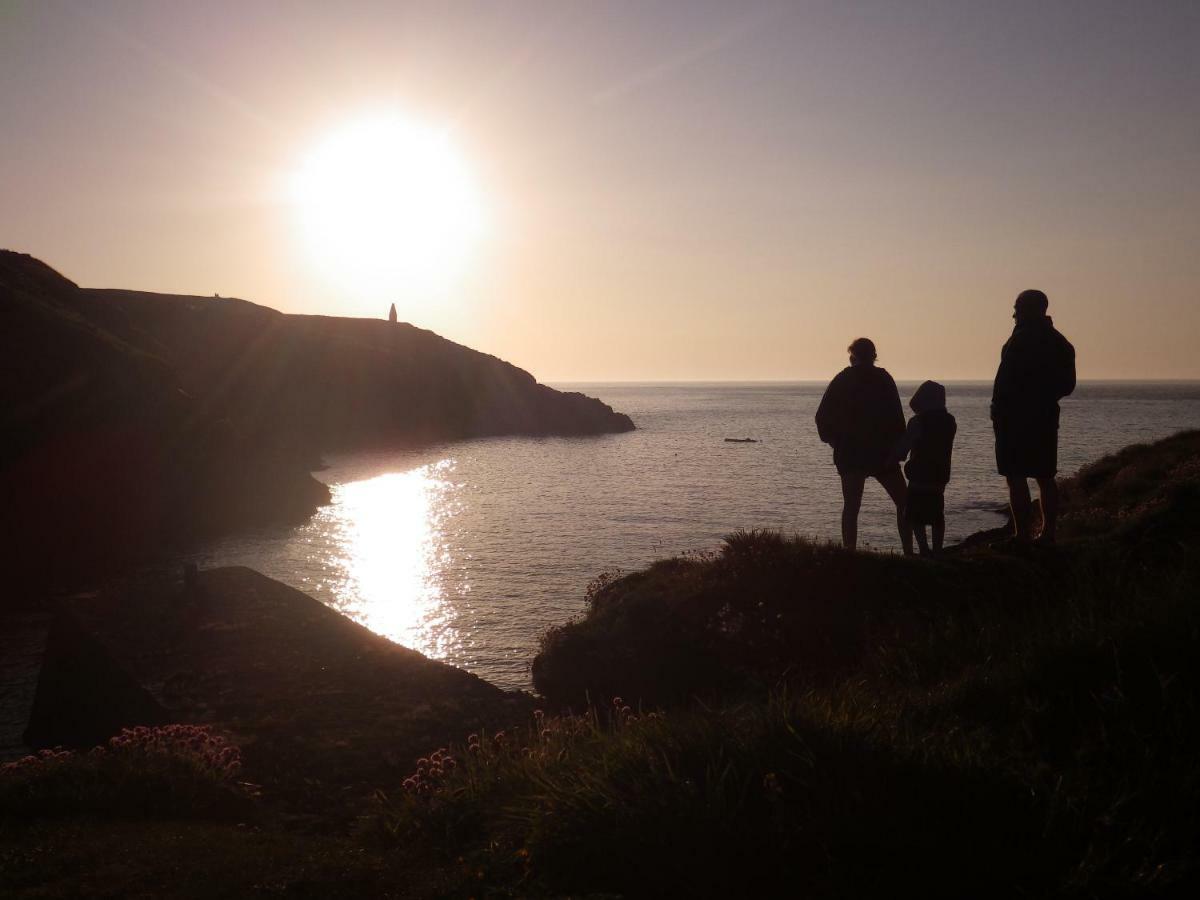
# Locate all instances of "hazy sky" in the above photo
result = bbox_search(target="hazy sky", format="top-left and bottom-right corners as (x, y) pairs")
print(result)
(3, 1), (1198, 380)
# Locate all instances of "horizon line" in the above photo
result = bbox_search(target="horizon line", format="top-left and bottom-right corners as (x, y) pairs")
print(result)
(545, 377), (1200, 385)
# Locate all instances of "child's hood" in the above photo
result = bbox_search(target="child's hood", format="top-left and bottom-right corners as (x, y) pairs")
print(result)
(910, 380), (946, 413)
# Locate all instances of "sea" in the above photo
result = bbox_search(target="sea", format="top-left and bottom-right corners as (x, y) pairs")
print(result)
(189, 381), (1200, 691)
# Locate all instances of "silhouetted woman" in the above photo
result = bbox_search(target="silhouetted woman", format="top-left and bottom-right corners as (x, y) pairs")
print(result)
(815, 338), (913, 554)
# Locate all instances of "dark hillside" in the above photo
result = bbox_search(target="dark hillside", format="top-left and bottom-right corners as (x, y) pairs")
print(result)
(0, 253), (330, 599)
(81, 287), (633, 451)
(0, 253), (176, 466)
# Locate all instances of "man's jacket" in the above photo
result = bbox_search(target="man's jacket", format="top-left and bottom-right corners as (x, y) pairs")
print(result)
(991, 316), (1076, 420)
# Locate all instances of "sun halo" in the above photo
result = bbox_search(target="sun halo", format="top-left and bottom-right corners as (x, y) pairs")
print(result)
(291, 115), (486, 301)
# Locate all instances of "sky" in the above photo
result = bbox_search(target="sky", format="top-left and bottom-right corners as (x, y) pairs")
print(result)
(2, 0), (1198, 381)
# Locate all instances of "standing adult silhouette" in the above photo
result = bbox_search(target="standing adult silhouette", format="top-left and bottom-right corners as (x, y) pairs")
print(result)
(816, 338), (912, 554)
(991, 289), (1076, 544)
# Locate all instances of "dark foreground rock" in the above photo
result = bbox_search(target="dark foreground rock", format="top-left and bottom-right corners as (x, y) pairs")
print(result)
(24, 567), (531, 814)
(24, 607), (168, 749)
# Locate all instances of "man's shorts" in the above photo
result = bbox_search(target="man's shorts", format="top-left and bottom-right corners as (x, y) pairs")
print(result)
(994, 407), (1059, 479)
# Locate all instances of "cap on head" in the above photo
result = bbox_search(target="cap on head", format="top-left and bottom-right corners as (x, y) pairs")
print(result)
(1014, 289), (1049, 317)
(847, 337), (877, 363)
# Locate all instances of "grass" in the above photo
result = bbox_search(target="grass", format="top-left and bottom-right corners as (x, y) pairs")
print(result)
(1, 726), (252, 822)
(374, 554), (1200, 896)
(373, 695), (1060, 897)
(374, 546), (1200, 895)
(532, 529), (1051, 707)
(0, 819), (416, 900)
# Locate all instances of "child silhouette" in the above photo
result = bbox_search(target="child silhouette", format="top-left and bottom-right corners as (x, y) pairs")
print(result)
(891, 381), (957, 556)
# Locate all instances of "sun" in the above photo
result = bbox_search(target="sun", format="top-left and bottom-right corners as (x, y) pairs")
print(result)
(291, 114), (485, 300)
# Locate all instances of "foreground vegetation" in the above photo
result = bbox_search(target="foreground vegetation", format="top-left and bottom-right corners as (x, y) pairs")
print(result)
(381, 431), (1200, 896)
(4, 432), (1199, 897)
(1, 726), (248, 821)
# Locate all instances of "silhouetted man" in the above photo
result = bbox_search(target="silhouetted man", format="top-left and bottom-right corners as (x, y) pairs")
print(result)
(991, 289), (1076, 544)
(816, 337), (913, 554)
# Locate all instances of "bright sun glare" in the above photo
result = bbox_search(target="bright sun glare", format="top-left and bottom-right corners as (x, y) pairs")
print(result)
(291, 115), (485, 300)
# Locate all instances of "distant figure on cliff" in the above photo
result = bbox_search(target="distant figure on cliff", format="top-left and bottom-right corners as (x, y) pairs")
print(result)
(816, 338), (913, 554)
(388, 303), (398, 323)
(890, 380), (956, 556)
(992, 289), (1076, 544)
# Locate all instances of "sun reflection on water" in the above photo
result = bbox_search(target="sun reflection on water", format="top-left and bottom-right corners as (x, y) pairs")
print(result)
(323, 460), (459, 658)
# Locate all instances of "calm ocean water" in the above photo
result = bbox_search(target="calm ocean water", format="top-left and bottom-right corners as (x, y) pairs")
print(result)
(191, 382), (1200, 690)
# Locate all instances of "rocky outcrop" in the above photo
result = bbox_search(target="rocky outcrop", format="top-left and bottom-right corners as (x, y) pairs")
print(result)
(24, 607), (169, 749)
(24, 567), (531, 811)
(1, 252), (330, 599)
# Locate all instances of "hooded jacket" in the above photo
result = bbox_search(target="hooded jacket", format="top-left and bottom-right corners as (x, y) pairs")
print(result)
(900, 380), (956, 487)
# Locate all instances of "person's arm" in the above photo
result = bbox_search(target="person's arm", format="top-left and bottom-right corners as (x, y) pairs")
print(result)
(946, 416), (957, 482)
(1057, 333), (1076, 400)
(888, 416), (921, 466)
(815, 375), (842, 445)
(991, 342), (1012, 420)
(884, 372), (906, 438)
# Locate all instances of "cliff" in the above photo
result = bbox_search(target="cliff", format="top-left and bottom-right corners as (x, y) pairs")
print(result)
(77, 288), (633, 450)
(0, 252), (327, 596)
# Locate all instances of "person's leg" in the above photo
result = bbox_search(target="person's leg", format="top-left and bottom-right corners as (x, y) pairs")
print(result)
(1006, 476), (1033, 541)
(877, 468), (914, 556)
(932, 511), (945, 554)
(1035, 477), (1059, 544)
(913, 524), (931, 556)
(839, 473), (865, 551)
